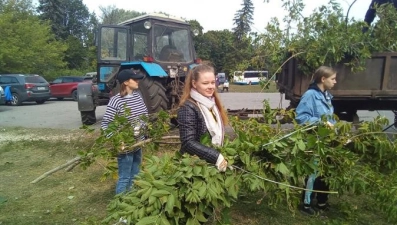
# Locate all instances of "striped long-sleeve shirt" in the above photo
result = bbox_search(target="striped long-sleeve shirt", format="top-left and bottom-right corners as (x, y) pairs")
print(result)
(101, 92), (148, 148)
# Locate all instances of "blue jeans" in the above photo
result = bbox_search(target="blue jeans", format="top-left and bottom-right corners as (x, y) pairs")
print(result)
(116, 149), (142, 194)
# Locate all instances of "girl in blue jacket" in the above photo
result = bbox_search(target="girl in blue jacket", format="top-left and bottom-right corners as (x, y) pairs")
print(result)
(295, 66), (337, 215)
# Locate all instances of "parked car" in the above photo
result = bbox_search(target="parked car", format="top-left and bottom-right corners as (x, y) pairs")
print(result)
(0, 74), (51, 106)
(49, 76), (90, 101)
(0, 86), (5, 105)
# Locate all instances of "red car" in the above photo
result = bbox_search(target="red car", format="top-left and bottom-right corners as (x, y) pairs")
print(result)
(49, 76), (91, 101)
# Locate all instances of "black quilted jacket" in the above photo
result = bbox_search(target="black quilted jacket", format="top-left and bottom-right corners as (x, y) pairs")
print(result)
(177, 100), (220, 164)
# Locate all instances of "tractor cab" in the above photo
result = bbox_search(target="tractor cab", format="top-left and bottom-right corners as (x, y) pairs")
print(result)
(77, 13), (199, 125)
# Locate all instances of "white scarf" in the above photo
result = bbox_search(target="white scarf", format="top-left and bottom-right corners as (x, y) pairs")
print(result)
(190, 89), (224, 146)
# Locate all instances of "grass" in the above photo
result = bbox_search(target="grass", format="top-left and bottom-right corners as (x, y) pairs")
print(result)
(0, 127), (393, 225)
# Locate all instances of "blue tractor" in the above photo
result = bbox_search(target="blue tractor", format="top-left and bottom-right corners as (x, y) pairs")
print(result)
(77, 13), (200, 125)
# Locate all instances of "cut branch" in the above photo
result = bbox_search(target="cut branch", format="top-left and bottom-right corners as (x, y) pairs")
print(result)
(30, 156), (81, 184)
(30, 135), (181, 184)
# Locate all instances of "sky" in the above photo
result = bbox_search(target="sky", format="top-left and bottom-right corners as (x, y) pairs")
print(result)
(81, 0), (373, 32)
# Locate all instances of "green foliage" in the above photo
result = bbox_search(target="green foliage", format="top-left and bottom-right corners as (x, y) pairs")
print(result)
(80, 105), (397, 224)
(64, 35), (89, 69)
(257, 0), (397, 76)
(104, 153), (237, 225)
(0, 1), (67, 74)
(196, 30), (236, 75)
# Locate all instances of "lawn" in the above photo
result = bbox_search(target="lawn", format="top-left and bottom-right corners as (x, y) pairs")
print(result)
(0, 127), (392, 225)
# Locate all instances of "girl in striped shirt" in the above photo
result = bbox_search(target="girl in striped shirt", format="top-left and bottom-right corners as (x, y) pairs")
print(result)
(101, 69), (148, 194)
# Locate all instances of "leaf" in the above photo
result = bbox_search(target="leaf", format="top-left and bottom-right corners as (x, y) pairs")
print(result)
(135, 180), (152, 188)
(193, 166), (202, 175)
(141, 187), (153, 202)
(276, 162), (290, 175)
(165, 193), (175, 214)
(225, 147), (237, 155)
(160, 215), (171, 225)
(225, 176), (235, 188)
(198, 186), (206, 199)
(186, 217), (200, 225)
(297, 140), (306, 151)
(151, 190), (171, 198)
(135, 216), (158, 225)
(195, 210), (208, 223)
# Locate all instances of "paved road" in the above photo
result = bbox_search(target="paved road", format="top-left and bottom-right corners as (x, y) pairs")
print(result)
(0, 94), (395, 132)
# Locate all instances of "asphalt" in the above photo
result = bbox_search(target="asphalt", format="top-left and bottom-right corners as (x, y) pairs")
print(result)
(0, 93), (395, 133)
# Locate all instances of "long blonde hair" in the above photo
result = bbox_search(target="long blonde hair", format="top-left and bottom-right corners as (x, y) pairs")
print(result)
(312, 66), (336, 84)
(179, 64), (229, 125)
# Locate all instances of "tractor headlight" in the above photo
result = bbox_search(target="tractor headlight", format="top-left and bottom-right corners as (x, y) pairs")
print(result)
(144, 21), (152, 29)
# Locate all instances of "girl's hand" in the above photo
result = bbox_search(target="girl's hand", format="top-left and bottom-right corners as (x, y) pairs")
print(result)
(216, 154), (228, 172)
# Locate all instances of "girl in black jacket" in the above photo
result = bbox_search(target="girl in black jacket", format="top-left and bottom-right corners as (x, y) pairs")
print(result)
(177, 64), (229, 172)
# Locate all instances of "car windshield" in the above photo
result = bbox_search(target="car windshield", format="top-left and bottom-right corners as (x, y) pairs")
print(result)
(25, 76), (47, 83)
(153, 24), (192, 62)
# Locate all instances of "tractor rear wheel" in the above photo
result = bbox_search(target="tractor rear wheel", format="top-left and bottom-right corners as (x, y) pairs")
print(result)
(138, 75), (169, 113)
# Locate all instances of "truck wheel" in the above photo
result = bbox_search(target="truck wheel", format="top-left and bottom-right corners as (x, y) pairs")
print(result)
(139, 75), (168, 113)
(81, 110), (96, 125)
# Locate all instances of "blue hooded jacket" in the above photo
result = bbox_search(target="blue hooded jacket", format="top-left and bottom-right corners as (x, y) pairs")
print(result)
(295, 83), (336, 125)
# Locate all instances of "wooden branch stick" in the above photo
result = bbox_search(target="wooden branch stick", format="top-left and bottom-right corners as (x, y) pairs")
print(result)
(120, 135), (180, 152)
(30, 156), (82, 184)
(30, 135), (181, 184)
(155, 141), (181, 144)
(65, 161), (80, 172)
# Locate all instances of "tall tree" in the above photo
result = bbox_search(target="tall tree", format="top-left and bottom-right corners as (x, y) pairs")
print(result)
(37, 0), (91, 41)
(233, 0), (254, 41)
(99, 5), (144, 25)
(37, 0), (96, 69)
(37, 0), (65, 39)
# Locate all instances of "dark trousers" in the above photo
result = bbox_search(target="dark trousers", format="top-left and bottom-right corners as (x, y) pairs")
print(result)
(301, 175), (329, 205)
